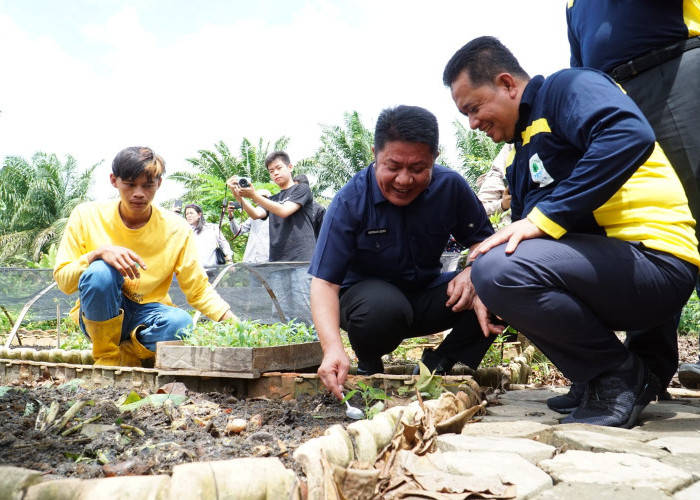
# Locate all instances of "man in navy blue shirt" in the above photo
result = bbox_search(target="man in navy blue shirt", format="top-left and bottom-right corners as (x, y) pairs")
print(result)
(308, 105), (494, 401)
(443, 37), (699, 428)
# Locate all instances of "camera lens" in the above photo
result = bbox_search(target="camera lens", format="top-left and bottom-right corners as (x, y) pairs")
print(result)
(238, 178), (250, 188)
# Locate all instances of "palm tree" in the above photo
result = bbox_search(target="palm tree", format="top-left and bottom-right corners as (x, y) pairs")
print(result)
(298, 111), (374, 197)
(0, 153), (97, 265)
(452, 120), (503, 190)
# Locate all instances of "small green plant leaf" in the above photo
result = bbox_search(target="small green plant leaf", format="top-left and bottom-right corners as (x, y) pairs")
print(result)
(118, 394), (187, 413)
(341, 390), (358, 404)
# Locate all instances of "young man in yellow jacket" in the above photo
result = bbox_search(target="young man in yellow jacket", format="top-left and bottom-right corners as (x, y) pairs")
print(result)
(54, 146), (235, 366)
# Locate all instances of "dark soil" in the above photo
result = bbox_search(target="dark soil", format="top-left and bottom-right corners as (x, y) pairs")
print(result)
(0, 378), (351, 480)
(1, 334), (697, 480)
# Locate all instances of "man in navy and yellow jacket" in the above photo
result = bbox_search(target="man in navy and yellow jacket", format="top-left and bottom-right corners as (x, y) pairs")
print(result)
(443, 36), (699, 428)
(567, 0), (700, 394)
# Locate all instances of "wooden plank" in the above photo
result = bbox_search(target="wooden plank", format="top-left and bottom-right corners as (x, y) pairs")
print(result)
(155, 341), (322, 375)
(156, 369), (257, 379)
(251, 342), (323, 373)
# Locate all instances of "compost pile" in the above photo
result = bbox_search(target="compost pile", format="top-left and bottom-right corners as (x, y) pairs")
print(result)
(0, 377), (348, 479)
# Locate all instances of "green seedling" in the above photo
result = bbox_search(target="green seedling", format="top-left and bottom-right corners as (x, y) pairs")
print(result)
(341, 380), (391, 419)
(178, 319), (317, 349)
(399, 360), (447, 400)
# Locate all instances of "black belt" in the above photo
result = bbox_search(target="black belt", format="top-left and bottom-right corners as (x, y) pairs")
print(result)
(609, 36), (700, 83)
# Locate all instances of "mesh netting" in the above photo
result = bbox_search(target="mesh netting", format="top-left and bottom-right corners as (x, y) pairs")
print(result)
(0, 254), (466, 327)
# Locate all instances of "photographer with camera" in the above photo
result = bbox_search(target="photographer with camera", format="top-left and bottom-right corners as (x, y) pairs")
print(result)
(226, 151), (315, 262)
(227, 189), (272, 263)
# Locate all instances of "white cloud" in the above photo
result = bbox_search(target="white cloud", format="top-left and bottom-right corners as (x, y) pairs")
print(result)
(0, 1), (570, 203)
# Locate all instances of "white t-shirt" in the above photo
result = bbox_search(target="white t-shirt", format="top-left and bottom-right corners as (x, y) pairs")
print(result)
(191, 222), (232, 267)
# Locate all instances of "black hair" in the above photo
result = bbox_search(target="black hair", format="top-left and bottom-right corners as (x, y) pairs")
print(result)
(443, 36), (530, 88)
(184, 203), (205, 233)
(374, 105), (439, 157)
(112, 146), (165, 181)
(265, 151), (291, 168)
(293, 174), (309, 185)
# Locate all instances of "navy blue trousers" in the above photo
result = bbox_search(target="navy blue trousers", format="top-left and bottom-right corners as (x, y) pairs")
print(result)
(471, 234), (697, 383)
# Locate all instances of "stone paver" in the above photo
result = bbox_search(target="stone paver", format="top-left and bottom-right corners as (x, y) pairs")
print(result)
(483, 400), (562, 425)
(538, 450), (693, 494)
(437, 434), (556, 464)
(541, 428), (670, 459)
(647, 436), (700, 455)
(675, 480), (700, 500)
(660, 454), (700, 481)
(531, 482), (673, 499)
(441, 450), (553, 499)
(460, 419), (550, 438)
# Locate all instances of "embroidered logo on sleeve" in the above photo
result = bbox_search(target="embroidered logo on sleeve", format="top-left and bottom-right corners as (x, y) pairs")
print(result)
(529, 153), (554, 187)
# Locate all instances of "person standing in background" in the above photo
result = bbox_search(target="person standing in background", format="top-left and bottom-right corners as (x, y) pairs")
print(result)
(184, 203), (233, 267)
(293, 174), (326, 239)
(228, 189), (272, 263)
(566, 0), (700, 392)
(476, 144), (513, 225)
(227, 151), (315, 262)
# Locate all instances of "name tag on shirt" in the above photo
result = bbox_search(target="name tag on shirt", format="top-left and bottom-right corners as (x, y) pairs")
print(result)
(365, 228), (389, 235)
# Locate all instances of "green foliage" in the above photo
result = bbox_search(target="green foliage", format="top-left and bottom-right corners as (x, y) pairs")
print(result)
(389, 337), (431, 362)
(18, 243), (59, 269)
(481, 333), (513, 367)
(170, 137), (289, 210)
(529, 349), (553, 385)
(452, 121), (503, 191)
(0, 153), (97, 266)
(299, 111), (374, 196)
(59, 325), (91, 351)
(679, 291), (700, 335)
(117, 391), (187, 413)
(398, 360), (447, 400)
(178, 319), (318, 349)
(342, 380), (391, 419)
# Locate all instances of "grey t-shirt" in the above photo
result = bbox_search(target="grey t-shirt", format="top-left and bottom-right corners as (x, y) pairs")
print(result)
(267, 183), (316, 261)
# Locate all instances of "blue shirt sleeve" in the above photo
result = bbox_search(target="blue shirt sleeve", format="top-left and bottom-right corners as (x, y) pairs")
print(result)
(308, 192), (357, 285)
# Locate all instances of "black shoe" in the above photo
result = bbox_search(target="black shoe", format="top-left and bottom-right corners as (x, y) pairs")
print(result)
(563, 356), (661, 428)
(412, 348), (456, 376)
(678, 361), (700, 389)
(546, 382), (586, 414)
(357, 357), (384, 376)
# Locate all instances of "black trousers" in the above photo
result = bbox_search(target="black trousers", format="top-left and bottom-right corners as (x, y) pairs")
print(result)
(339, 279), (493, 369)
(621, 46), (700, 383)
(472, 234), (697, 384)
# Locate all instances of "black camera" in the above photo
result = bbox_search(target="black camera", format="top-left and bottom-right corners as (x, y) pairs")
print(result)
(238, 177), (251, 188)
(228, 200), (242, 210)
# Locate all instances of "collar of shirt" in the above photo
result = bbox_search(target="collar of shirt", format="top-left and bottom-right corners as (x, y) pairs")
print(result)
(514, 75), (545, 143)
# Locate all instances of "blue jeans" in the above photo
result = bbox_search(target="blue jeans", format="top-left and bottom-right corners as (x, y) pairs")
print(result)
(78, 261), (193, 351)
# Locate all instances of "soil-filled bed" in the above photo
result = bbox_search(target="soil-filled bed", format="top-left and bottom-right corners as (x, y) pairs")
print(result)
(0, 380), (350, 480)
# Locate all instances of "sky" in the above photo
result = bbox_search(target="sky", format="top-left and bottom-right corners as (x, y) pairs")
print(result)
(0, 0), (571, 204)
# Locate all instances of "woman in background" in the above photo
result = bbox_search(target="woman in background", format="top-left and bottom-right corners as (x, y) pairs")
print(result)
(184, 204), (232, 267)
